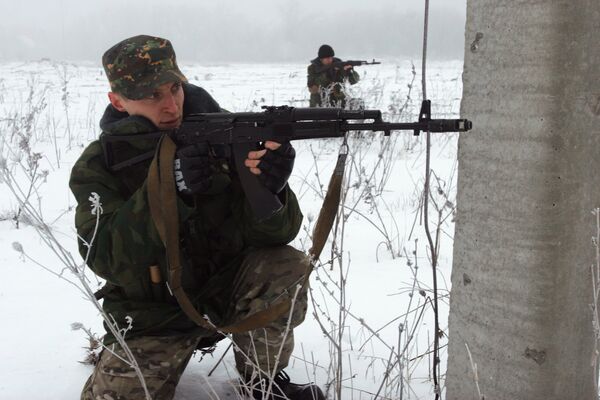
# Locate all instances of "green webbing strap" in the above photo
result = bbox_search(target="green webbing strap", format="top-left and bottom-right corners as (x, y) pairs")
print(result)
(309, 150), (347, 260)
(148, 135), (215, 331)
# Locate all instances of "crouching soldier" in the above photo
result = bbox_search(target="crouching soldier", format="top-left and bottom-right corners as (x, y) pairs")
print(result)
(70, 34), (325, 400)
(307, 44), (360, 108)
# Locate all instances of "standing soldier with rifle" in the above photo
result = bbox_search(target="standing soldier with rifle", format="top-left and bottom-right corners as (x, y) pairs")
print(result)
(70, 35), (325, 400)
(307, 44), (378, 108)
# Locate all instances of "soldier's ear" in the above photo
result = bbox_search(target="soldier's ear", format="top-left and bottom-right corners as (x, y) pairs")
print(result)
(108, 92), (127, 112)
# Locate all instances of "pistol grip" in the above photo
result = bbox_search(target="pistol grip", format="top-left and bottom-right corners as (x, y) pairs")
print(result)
(232, 142), (283, 221)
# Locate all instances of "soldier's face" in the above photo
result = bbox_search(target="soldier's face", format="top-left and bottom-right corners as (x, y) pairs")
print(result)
(321, 57), (334, 65)
(108, 81), (185, 130)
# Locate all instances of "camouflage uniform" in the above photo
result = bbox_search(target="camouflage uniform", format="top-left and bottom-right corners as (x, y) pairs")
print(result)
(71, 36), (309, 400)
(307, 57), (360, 108)
(80, 246), (309, 400)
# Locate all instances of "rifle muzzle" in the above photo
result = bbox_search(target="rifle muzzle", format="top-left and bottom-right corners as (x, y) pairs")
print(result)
(428, 119), (472, 132)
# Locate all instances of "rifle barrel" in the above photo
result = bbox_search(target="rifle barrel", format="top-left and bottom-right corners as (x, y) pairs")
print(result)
(341, 119), (472, 134)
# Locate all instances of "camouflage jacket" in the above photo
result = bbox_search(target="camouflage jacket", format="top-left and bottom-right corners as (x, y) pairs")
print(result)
(307, 57), (360, 107)
(69, 83), (303, 343)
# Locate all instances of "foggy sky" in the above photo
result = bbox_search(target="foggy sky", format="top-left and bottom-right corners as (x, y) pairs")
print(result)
(0, 0), (467, 63)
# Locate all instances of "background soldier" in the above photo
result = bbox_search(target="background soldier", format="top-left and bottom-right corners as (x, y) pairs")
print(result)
(307, 44), (360, 108)
(70, 35), (325, 400)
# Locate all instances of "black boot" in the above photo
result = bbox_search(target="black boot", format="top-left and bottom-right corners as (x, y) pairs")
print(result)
(240, 370), (326, 400)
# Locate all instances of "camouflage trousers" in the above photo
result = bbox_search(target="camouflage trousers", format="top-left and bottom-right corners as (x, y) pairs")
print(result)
(81, 245), (310, 400)
(309, 84), (346, 108)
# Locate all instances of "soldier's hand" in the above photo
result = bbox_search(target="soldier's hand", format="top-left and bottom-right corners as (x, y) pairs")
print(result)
(174, 143), (212, 195)
(343, 65), (353, 71)
(245, 141), (295, 194)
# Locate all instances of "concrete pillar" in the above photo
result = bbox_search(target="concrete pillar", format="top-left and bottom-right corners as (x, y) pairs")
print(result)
(446, 1), (600, 399)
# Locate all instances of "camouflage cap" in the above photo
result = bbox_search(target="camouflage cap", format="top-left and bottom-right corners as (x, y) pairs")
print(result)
(102, 35), (187, 100)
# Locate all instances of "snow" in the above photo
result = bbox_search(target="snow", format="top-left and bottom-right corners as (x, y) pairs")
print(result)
(0, 59), (462, 399)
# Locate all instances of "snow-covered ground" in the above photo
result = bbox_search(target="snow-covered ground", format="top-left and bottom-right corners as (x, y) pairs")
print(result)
(0, 59), (462, 399)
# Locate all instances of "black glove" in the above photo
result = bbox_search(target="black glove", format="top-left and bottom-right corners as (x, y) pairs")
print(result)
(257, 141), (295, 194)
(174, 143), (212, 196)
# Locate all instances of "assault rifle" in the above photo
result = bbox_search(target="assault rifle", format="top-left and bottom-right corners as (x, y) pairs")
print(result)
(332, 59), (380, 68)
(314, 59), (381, 73)
(101, 100), (472, 220)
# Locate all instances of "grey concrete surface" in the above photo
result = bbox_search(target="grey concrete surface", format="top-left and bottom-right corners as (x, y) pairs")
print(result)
(446, 1), (600, 399)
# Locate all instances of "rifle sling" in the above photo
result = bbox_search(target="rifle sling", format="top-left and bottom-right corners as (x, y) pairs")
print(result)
(309, 152), (346, 260)
(148, 135), (215, 331)
(147, 134), (347, 334)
